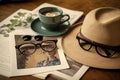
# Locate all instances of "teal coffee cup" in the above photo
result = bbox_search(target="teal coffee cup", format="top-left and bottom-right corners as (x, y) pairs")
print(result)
(38, 7), (70, 31)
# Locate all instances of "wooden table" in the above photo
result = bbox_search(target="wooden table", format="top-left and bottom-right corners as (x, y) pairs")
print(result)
(0, 0), (120, 80)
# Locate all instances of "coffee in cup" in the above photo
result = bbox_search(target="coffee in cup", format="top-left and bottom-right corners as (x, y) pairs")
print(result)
(43, 11), (60, 17)
(38, 7), (70, 31)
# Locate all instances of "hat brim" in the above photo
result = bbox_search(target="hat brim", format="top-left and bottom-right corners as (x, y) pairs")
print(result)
(62, 25), (120, 69)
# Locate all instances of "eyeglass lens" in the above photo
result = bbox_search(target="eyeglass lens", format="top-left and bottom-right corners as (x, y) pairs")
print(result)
(19, 43), (36, 55)
(79, 39), (92, 51)
(41, 41), (56, 52)
(96, 47), (116, 57)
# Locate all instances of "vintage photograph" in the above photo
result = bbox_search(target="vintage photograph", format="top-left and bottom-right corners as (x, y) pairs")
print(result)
(15, 35), (61, 69)
(58, 56), (83, 76)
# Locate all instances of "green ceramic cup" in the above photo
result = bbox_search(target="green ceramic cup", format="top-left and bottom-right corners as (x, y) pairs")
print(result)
(38, 7), (70, 31)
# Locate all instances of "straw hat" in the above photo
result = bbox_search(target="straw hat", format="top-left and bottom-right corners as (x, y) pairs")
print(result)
(62, 7), (120, 69)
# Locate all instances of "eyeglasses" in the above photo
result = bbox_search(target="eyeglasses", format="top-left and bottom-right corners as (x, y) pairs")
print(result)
(22, 35), (43, 41)
(15, 40), (57, 55)
(76, 32), (120, 58)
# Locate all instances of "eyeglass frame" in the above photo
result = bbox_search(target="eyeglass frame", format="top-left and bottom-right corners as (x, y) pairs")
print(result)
(15, 40), (58, 55)
(76, 31), (120, 58)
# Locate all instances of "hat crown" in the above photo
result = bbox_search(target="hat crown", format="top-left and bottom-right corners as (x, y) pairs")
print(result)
(81, 7), (120, 46)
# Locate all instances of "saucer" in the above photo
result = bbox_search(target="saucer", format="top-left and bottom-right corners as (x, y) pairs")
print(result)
(31, 18), (70, 36)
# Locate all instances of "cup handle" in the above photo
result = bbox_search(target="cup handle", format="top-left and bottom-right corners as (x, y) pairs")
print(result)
(60, 14), (70, 24)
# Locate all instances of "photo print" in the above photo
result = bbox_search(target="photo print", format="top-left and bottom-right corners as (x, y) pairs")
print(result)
(58, 56), (83, 76)
(15, 35), (61, 69)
